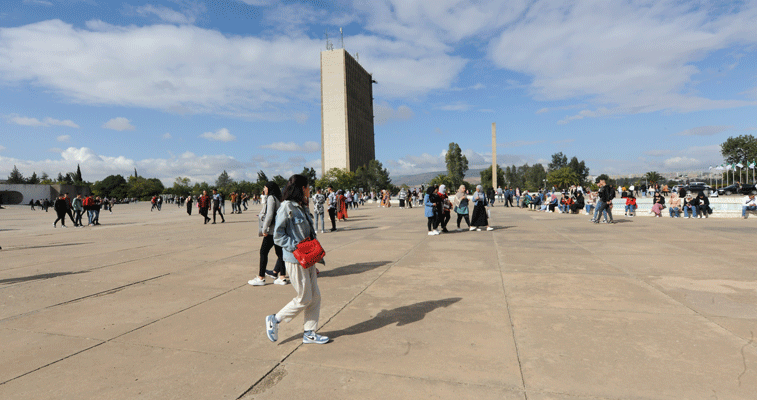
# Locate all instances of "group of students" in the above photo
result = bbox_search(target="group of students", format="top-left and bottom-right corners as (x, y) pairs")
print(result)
(424, 184), (493, 235)
(52, 193), (106, 228)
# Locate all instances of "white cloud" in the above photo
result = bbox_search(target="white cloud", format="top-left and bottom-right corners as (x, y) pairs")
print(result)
(56, 135), (70, 142)
(22, 0), (53, 5)
(260, 141), (320, 152)
(162, 133), (172, 140)
(500, 140), (545, 148)
(134, 4), (203, 25)
(664, 156), (700, 170)
(674, 125), (733, 136)
(489, 1), (757, 122)
(644, 149), (672, 157)
(7, 115), (79, 128)
(0, 145), (5, 152)
(436, 102), (472, 112)
(102, 117), (135, 131)
(374, 102), (414, 125)
(200, 128), (236, 142)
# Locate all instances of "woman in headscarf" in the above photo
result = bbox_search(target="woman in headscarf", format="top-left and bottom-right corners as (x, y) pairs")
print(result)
(436, 184), (451, 233)
(570, 191), (584, 214)
(668, 192), (681, 218)
(452, 185), (470, 231)
(651, 191), (665, 218)
(470, 185), (493, 231)
(695, 191), (710, 218)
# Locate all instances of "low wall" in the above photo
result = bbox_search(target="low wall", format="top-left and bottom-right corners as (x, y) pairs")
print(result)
(613, 196), (747, 218)
(0, 184), (90, 205)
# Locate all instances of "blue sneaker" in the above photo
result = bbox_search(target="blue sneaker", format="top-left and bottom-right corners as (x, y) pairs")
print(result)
(303, 330), (330, 344)
(266, 315), (278, 342)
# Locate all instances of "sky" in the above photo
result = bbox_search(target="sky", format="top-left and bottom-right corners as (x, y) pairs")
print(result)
(1, 0), (756, 186)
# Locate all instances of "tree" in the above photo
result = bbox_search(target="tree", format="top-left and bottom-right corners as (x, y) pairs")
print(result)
(644, 171), (663, 185)
(272, 175), (288, 189)
(547, 167), (580, 189)
(57, 172), (65, 183)
(215, 170), (234, 189)
(27, 172), (40, 184)
(567, 156), (589, 183)
(505, 165), (524, 189)
(7, 165), (24, 184)
(354, 160), (393, 192)
(93, 175), (128, 199)
(316, 168), (356, 191)
(300, 167), (317, 185)
(428, 173), (454, 189)
(75, 164), (83, 183)
(256, 170), (269, 184)
(480, 165), (505, 189)
(524, 163), (547, 191)
(444, 142), (468, 187)
(548, 152), (568, 172)
(721, 134), (757, 165)
(170, 177), (191, 197)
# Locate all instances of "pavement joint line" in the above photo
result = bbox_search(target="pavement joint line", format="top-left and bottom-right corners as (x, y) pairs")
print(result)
(0, 274), (171, 323)
(493, 223), (529, 399)
(277, 359), (529, 393)
(1, 283), (250, 387)
(540, 212), (757, 352)
(237, 225), (427, 399)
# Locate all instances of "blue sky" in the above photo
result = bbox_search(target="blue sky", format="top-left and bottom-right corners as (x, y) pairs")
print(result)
(1, 0), (756, 185)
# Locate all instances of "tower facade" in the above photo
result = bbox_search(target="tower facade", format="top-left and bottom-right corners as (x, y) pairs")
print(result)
(320, 49), (375, 174)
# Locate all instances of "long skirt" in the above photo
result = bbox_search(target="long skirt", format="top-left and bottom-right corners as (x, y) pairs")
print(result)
(470, 203), (488, 227)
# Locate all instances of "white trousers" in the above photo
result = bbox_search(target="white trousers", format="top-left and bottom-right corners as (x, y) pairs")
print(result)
(276, 261), (321, 332)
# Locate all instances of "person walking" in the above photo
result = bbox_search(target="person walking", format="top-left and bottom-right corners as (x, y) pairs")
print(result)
(266, 174), (329, 345)
(424, 185), (440, 235)
(212, 189), (225, 224)
(186, 195), (193, 216)
(249, 182), (287, 286)
(312, 188), (326, 234)
(470, 185), (493, 231)
(452, 185), (471, 231)
(72, 194), (83, 227)
(53, 194), (68, 228)
(198, 190), (211, 224)
(437, 185), (451, 233)
(327, 186), (337, 232)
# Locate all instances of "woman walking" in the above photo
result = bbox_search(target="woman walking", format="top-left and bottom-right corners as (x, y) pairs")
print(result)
(470, 185), (493, 231)
(249, 182), (288, 286)
(424, 186), (439, 235)
(266, 174), (329, 345)
(452, 185), (470, 231)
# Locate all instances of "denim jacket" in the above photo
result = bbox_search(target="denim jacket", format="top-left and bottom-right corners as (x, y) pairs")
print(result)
(274, 200), (316, 263)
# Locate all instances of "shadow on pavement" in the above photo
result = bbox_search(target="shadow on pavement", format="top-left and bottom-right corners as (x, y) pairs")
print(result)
(332, 226), (377, 232)
(0, 270), (89, 285)
(318, 261), (391, 278)
(279, 298), (462, 344)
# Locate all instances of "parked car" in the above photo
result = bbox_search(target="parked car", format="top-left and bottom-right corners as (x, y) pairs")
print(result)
(681, 182), (713, 196)
(717, 183), (757, 196)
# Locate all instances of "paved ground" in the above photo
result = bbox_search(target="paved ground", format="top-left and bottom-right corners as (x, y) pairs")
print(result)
(1, 202), (756, 399)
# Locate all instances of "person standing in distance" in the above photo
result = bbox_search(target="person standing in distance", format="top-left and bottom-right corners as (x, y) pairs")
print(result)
(198, 190), (211, 224)
(212, 189), (225, 224)
(266, 174), (329, 345)
(326, 185), (337, 232)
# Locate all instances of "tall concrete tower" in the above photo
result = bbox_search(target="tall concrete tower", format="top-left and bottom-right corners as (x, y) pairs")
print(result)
(320, 48), (375, 174)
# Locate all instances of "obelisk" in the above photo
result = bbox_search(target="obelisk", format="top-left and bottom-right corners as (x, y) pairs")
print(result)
(491, 122), (497, 189)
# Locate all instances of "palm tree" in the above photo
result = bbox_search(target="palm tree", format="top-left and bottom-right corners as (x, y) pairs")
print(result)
(645, 171), (663, 185)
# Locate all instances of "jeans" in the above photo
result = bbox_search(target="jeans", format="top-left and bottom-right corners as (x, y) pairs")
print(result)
(74, 210), (83, 226)
(625, 205), (635, 214)
(328, 208), (336, 230)
(593, 200), (613, 222)
(743, 206), (757, 217)
(558, 204), (567, 213)
(314, 212), (325, 232)
(259, 234), (285, 278)
(683, 206), (696, 218)
(87, 210), (95, 225)
(585, 204), (594, 214)
(668, 207), (680, 217)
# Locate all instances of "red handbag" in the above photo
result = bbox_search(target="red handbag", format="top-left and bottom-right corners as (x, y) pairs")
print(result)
(293, 237), (325, 269)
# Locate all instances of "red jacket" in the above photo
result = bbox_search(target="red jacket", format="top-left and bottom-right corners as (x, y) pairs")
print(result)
(198, 195), (210, 208)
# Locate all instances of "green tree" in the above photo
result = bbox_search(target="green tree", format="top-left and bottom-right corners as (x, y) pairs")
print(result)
(721, 134), (757, 165)
(547, 167), (580, 189)
(548, 152), (568, 172)
(215, 170), (234, 190)
(354, 160), (393, 192)
(428, 173), (454, 189)
(170, 177), (191, 197)
(256, 170), (269, 184)
(56, 172), (65, 183)
(505, 165), (524, 189)
(300, 167), (317, 185)
(27, 172), (40, 184)
(567, 156), (589, 183)
(75, 164), (83, 183)
(444, 142), (468, 187)
(644, 171), (663, 185)
(7, 165), (25, 183)
(524, 163), (547, 191)
(316, 168), (356, 191)
(480, 165), (505, 189)
(272, 175), (288, 189)
(93, 175), (128, 199)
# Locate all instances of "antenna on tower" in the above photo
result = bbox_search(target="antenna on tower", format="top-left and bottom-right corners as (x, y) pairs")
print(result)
(325, 29), (333, 50)
(355, 52), (359, 61)
(340, 27), (344, 49)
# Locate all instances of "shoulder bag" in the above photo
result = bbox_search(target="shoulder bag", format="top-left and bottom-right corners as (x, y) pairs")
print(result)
(292, 208), (325, 269)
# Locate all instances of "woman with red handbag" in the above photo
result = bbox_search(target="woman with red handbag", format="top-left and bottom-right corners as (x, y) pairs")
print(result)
(266, 175), (330, 345)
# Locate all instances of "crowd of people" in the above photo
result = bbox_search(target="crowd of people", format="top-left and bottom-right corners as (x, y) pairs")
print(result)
(49, 193), (110, 227)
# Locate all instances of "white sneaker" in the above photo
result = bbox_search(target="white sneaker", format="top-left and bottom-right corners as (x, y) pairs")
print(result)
(469, 227), (475, 231)
(486, 227), (494, 231)
(476, 228), (482, 231)
(274, 277), (289, 285)
(248, 277), (265, 286)
(428, 231), (435, 236)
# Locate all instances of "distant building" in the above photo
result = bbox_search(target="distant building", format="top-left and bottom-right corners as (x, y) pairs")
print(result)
(320, 48), (375, 173)
(0, 184), (90, 205)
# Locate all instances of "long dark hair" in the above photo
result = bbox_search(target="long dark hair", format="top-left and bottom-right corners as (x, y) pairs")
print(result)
(264, 181), (282, 201)
(282, 174), (308, 205)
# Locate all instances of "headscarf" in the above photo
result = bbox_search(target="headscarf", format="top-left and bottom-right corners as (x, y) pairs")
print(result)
(453, 185), (466, 206)
(438, 184), (446, 194)
(476, 185), (483, 192)
(670, 192), (680, 208)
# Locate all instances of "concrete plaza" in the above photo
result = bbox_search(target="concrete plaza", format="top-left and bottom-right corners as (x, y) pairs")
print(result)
(1, 201), (756, 399)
